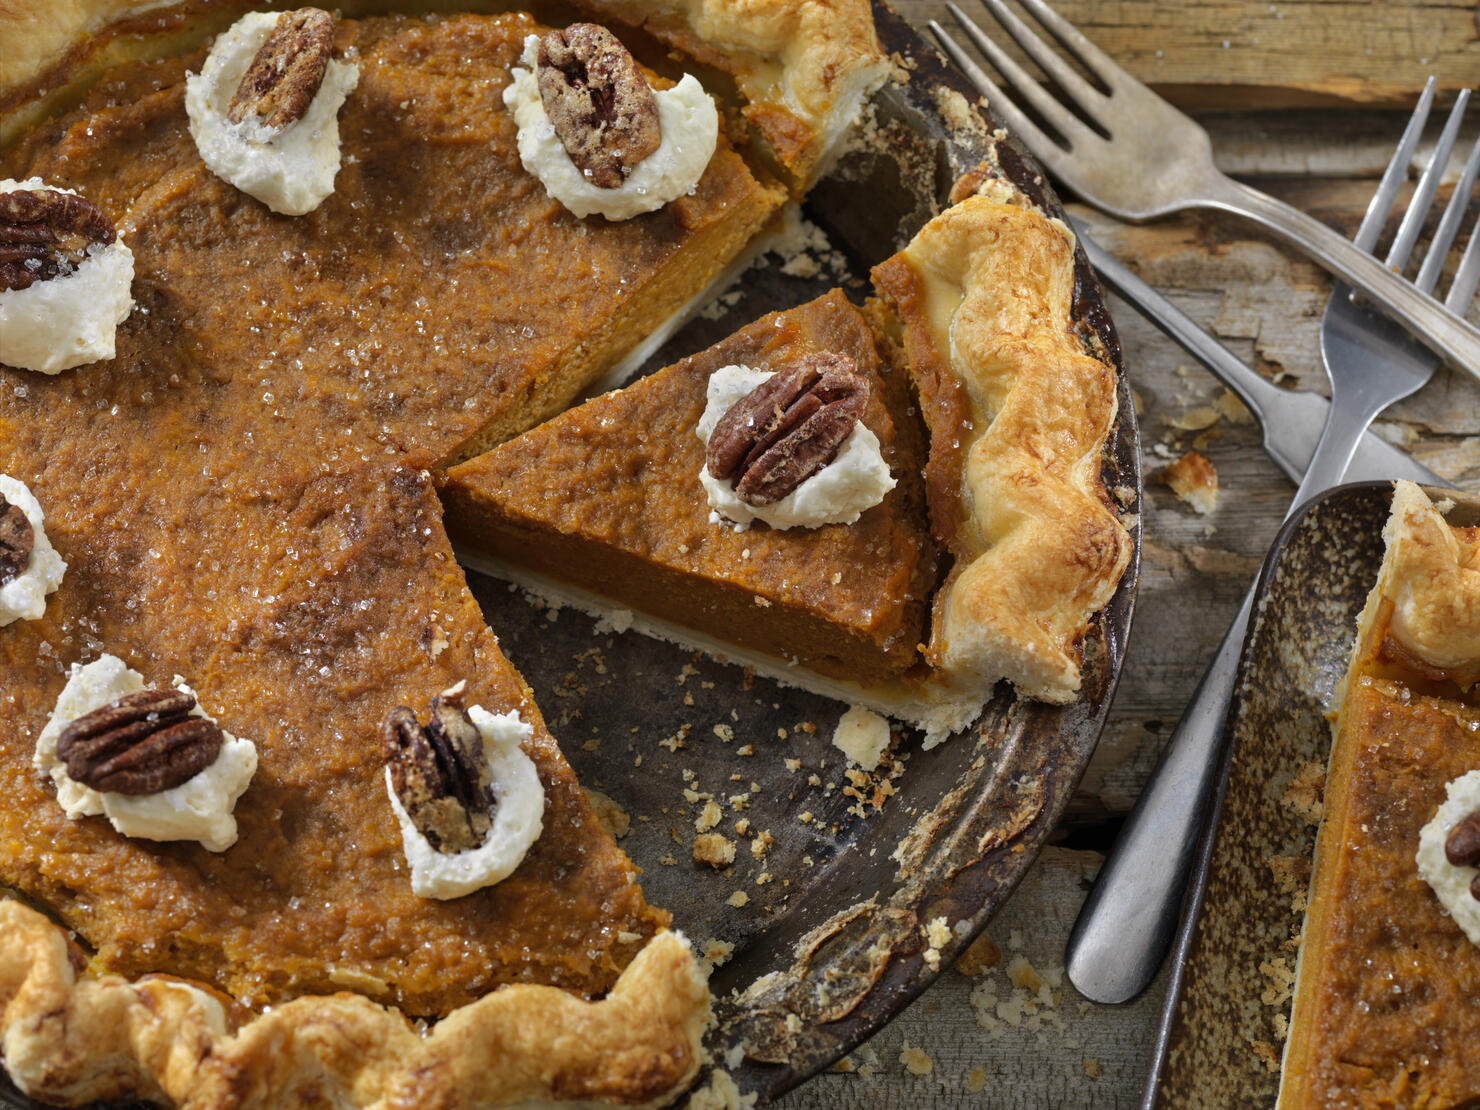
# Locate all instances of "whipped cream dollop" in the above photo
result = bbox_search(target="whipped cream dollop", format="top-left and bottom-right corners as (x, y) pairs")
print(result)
(0, 474), (66, 627)
(387, 704), (545, 899)
(504, 34), (718, 221)
(185, 12), (359, 216)
(1418, 768), (1480, 946)
(0, 179), (134, 374)
(33, 655), (258, 852)
(696, 364), (895, 530)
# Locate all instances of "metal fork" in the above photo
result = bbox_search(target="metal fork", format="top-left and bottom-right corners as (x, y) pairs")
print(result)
(928, 0), (1480, 379)
(1062, 89), (1480, 1004)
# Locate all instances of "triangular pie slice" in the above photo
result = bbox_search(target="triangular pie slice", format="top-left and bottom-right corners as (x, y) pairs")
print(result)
(443, 287), (940, 690)
(445, 197), (1134, 742)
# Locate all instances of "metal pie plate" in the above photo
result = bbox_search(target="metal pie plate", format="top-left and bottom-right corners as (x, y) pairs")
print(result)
(0, 3), (1140, 1107)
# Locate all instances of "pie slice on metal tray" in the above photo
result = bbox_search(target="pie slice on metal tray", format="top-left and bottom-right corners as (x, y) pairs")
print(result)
(1281, 481), (1480, 1107)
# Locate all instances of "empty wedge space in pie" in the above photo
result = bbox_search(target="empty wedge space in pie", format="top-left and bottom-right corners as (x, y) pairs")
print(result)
(0, 2), (1133, 1108)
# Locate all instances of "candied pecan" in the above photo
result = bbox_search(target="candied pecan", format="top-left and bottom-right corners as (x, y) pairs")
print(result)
(0, 188), (115, 293)
(1447, 809), (1480, 866)
(383, 682), (496, 853)
(0, 495), (33, 586)
(227, 7), (336, 131)
(706, 353), (869, 506)
(537, 23), (662, 189)
(56, 687), (224, 796)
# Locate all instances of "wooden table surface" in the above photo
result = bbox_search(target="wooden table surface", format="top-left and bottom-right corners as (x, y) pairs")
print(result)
(773, 2), (1480, 1106)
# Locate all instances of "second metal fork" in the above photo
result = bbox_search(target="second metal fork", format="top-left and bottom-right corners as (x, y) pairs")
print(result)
(930, 0), (1480, 379)
(1063, 87), (1480, 1003)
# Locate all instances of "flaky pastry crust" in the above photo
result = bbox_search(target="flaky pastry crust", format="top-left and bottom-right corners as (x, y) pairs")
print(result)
(872, 196), (1133, 704)
(0, 901), (710, 1110)
(1359, 480), (1480, 674)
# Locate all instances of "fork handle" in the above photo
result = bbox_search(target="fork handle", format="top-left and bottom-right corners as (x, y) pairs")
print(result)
(1206, 175), (1480, 379)
(1064, 587), (1254, 1005)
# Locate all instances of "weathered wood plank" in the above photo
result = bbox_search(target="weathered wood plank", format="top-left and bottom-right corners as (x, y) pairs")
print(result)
(890, 0), (1479, 109)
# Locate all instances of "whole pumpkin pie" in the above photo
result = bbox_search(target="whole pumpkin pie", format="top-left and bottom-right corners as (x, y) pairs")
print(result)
(446, 196), (1135, 744)
(1280, 481), (1480, 1108)
(0, 2), (887, 1107)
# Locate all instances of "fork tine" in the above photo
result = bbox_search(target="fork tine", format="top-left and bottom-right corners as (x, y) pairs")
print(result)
(1387, 86), (1467, 271)
(974, 0), (1108, 117)
(1417, 131), (1480, 294)
(1445, 192), (1480, 313)
(942, 4), (1103, 151)
(1011, 0), (1143, 97)
(928, 21), (1072, 173)
(1352, 77), (1435, 254)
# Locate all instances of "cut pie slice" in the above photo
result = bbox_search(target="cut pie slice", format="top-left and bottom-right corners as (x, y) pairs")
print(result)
(1280, 481), (1480, 1108)
(442, 287), (939, 691)
(445, 196), (1134, 741)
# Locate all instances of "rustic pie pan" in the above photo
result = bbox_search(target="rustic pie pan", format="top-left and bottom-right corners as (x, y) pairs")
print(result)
(1143, 482), (1473, 1109)
(0, 3), (1141, 1107)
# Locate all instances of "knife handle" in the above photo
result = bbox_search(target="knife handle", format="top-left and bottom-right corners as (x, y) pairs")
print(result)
(1065, 585), (1256, 1004)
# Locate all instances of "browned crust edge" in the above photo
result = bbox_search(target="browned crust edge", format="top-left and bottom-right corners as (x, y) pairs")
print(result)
(0, 901), (710, 1110)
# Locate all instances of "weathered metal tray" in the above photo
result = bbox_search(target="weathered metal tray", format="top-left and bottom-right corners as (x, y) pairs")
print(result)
(0, 3), (1140, 1107)
(1144, 482), (1473, 1109)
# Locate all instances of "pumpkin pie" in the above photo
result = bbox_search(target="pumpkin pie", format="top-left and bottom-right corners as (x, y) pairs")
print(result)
(1281, 481), (1480, 1108)
(447, 196), (1134, 744)
(0, 2), (886, 1107)
(442, 287), (939, 690)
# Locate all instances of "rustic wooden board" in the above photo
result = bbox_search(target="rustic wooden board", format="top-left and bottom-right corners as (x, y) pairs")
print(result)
(892, 0), (1480, 108)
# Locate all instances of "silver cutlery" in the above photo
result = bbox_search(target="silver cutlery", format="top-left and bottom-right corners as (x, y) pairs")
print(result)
(1064, 85), (1480, 1004)
(928, 0), (1480, 380)
(1073, 225), (1443, 488)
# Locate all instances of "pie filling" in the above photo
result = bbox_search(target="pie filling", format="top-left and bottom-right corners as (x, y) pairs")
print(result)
(1281, 482), (1480, 1108)
(0, 0), (790, 1052)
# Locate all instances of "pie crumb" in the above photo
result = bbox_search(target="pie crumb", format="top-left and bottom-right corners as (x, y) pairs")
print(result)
(693, 832), (736, 868)
(727, 890), (749, 908)
(582, 787), (630, 839)
(1082, 1057), (1101, 1079)
(967, 1065), (987, 1092)
(954, 932), (1001, 976)
(898, 1042), (933, 1076)
(702, 937), (735, 968)
(1158, 450), (1218, 514)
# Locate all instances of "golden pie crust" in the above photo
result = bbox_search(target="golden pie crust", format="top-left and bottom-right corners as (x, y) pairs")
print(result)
(872, 195), (1133, 706)
(1280, 481), (1480, 1108)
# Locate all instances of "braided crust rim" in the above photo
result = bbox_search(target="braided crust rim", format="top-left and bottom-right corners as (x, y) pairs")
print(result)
(872, 195), (1134, 705)
(0, 901), (711, 1110)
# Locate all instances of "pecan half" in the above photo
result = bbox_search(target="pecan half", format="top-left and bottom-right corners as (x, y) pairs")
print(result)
(537, 24), (662, 189)
(0, 188), (115, 293)
(383, 682), (495, 854)
(706, 353), (869, 506)
(227, 8), (336, 132)
(0, 495), (33, 586)
(56, 687), (224, 796)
